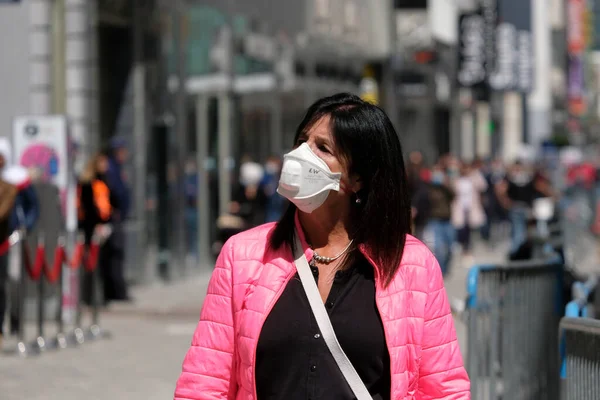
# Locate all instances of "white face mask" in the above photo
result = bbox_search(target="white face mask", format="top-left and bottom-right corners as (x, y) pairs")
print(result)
(277, 143), (342, 213)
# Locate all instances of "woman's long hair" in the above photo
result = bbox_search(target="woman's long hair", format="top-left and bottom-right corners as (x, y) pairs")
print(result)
(269, 93), (411, 288)
(79, 152), (108, 184)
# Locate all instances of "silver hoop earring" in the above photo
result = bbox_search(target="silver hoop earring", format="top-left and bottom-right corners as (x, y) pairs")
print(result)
(355, 197), (362, 205)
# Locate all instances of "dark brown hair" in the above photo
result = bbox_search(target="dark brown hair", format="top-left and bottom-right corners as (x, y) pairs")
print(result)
(269, 93), (411, 288)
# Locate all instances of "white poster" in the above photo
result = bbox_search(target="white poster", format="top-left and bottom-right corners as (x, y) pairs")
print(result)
(12, 115), (72, 224)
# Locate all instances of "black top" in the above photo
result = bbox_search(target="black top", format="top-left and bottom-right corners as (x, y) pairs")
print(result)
(506, 176), (536, 206)
(255, 256), (391, 400)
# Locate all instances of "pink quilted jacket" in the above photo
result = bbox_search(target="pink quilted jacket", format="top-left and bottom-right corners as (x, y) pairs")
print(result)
(175, 219), (470, 400)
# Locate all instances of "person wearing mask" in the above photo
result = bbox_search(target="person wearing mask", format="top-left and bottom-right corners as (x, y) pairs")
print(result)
(77, 152), (113, 306)
(496, 160), (552, 257)
(104, 139), (131, 302)
(175, 93), (469, 399)
(0, 139), (39, 343)
(234, 157), (267, 228)
(0, 139), (39, 234)
(413, 164), (455, 276)
(451, 161), (487, 258)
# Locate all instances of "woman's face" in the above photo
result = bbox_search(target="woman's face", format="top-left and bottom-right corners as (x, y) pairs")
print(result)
(96, 156), (109, 174)
(295, 115), (360, 198)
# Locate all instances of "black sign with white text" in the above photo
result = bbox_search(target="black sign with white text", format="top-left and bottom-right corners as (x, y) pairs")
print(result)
(457, 11), (486, 88)
(488, 0), (533, 92)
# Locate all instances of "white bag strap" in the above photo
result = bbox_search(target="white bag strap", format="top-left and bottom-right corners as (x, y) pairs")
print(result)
(293, 234), (373, 400)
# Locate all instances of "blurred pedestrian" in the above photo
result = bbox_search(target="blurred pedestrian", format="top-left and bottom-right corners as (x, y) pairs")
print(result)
(413, 163), (455, 276)
(0, 170), (18, 347)
(0, 138), (38, 342)
(496, 159), (553, 257)
(77, 152), (113, 306)
(233, 156), (266, 227)
(407, 150), (424, 200)
(175, 93), (469, 399)
(103, 138), (131, 302)
(451, 161), (487, 257)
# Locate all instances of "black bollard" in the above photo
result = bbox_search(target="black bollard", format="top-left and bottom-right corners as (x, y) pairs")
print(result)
(15, 230), (27, 356)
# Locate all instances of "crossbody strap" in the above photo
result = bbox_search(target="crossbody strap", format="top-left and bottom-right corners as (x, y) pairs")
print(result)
(293, 234), (373, 400)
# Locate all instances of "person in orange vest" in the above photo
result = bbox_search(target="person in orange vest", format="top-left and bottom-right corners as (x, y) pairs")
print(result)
(77, 152), (115, 306)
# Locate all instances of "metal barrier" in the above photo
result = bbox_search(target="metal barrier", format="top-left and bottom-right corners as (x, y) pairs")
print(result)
(560, 317), (600, 400)
(3, 228), (109, 357)
(466, 257), (563, 400)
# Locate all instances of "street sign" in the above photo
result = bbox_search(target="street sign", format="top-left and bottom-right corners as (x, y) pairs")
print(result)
(457, 11), (486, 88)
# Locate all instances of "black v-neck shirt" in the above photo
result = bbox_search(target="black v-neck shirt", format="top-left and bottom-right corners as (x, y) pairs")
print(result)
(255, 257), (391, 400)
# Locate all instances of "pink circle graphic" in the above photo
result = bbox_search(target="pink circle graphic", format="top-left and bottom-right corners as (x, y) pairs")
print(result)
(20, 144), (59, 183)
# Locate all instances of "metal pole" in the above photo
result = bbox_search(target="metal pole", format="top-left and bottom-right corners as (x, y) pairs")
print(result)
(16, 238), (27, 355)
(218, 92), (233, 218)
(55, 240), (66, 349)
(132, 0), (148, 283)
(382, 0), (399, 130)
(174, 0), (189, 275)
(51, 0), (66, 114)
(36, 267), (45, 352)
(217, 1), (235, 218)
(195, 96), (210, 266)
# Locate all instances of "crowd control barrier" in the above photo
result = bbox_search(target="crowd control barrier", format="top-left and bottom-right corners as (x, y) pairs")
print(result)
(465, 257), (563, 400)
(2, 228), (110, 357)
(560, 317), (600, 400)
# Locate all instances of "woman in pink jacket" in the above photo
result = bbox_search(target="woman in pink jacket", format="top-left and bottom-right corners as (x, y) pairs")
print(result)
(175, 93), (470, 399)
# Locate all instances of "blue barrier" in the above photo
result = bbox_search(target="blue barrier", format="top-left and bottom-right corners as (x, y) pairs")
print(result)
(559, 275), (597, 379)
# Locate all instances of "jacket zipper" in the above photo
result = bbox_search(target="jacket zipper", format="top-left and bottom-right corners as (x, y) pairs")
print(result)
(251, 269), (296, 400)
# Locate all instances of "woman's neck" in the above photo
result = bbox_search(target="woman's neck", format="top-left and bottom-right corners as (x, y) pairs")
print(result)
(298, 205), (352, 252)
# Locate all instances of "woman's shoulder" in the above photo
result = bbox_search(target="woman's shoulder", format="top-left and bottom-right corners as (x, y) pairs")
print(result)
(222, 222), (278, 262)
(378, 235), (445, 296)
(399, 234), (440, 273)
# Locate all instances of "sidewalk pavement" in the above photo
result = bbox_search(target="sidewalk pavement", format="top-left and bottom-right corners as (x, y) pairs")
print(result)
(0, 238), (509, 400)
(0, 270), (213, 400)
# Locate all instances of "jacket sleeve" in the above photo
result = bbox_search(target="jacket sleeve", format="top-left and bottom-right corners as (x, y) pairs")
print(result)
(0, 180), (17, 222)
(174, 239), (238, 400)
(418, 253), (470, 399)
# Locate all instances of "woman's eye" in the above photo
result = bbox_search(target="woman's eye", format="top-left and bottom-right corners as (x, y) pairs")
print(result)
(318, 145), (329, 153)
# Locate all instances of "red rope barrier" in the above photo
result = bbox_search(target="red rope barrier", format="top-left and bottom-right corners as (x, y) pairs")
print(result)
(67, 241), (85, 270)
(85, 243), (100, 272)
(44, 246), (65, 284)
(25, 245), (45, 281)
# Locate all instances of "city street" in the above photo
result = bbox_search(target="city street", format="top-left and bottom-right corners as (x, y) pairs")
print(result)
(0, 238), (509, 400)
